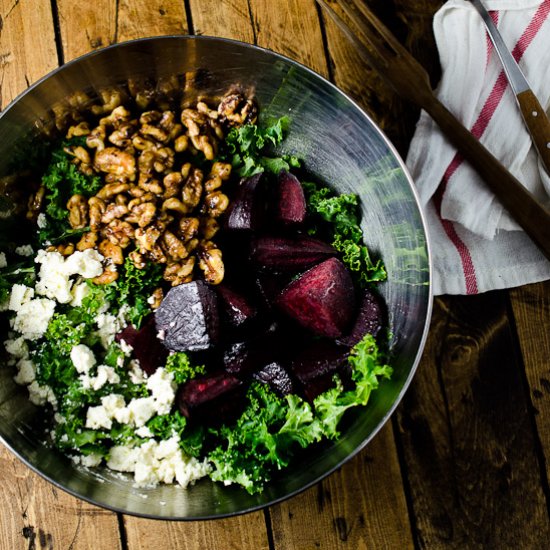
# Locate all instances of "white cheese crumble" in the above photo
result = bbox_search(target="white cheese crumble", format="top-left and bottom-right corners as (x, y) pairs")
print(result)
(35, 249), (103, 304)
(70, 344), (96, 374)
(8, 284), (34, 311)
(81, 365), (120, 391)
(4, 336), (29, 362)
(107, 437), (211, 488)
(70, 280), (90, 307)
(15, 244), (33, 257)
(14, 358), (36, 385)
(0, 251), (7, 268)
(11, 297), (56, 340)
(86, 404), (113, 430)
(27, 381), (57, 408)
(37, 213), (47, 229)
(146, 368), (176, 415)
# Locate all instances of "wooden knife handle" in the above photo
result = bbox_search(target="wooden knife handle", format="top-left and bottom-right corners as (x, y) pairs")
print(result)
(422, 95), (550, 261)
(516, 89), (550, 176)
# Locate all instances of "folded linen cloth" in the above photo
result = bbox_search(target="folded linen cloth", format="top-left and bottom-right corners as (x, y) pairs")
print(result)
(406, 0), (550, 294)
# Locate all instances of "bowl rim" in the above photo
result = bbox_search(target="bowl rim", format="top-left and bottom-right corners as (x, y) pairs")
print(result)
(0, 33), (433, 521)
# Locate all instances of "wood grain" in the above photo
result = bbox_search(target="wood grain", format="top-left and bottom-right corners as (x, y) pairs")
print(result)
(509, 281), (550, 479)
(269, 423), (415, 550)
(124, 513), (270, 550)
(0, 445), (122, 550)
(396, 294), (550, 548)
(190, 0), (254, 43)
(0, 0), (58, 108)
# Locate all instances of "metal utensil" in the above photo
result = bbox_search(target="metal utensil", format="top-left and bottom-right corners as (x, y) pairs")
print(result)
(469, 0), (550, 175)
(317, 0), (550, 261)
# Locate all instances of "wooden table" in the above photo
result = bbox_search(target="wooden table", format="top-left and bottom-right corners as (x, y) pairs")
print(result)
(1, 1), (549, 548)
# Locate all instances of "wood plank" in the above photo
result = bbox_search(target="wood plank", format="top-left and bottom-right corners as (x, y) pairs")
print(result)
(509, 281), (550, 479)
(117, 0), (188, 42)
(0, 444), (122, 550)
(124, 513), (270, 550)
(0, 0), (58, 108)
(56, 0), (117, 62)
(269, 423), (415, 550)
(251, 0), (329, 77)
(190, 0), (254, 43)
(396, 294), (550, 548)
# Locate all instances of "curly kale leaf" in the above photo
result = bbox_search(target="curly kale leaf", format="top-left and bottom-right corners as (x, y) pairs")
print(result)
(223, 116), (301, 177)
(39, 138), (102, 244)
(302, 181), (387, 285)
(165, 352), (206, 385)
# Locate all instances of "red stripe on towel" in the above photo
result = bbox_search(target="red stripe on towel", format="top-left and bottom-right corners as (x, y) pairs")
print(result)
(436, 1), (550, 294)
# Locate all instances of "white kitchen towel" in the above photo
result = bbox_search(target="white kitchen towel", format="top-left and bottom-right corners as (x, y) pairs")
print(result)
(406, 0), (550, 294)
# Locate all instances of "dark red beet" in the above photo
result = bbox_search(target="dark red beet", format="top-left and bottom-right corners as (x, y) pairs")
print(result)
(115, 316), (168, 375)
(177, 372), (244, 420)
(155, 280), (219, 352)
(255, 272), (294, 306)
(216, 284), (257, 328)
(250, 235), (336, 271)
(276, 258), (355, 338)
(253, 362), (294, 396)
(338, 289), (384, 346)
(225, 173), (265, 231)
(274, 171), (306, 226)
(291, 341), (351, 402)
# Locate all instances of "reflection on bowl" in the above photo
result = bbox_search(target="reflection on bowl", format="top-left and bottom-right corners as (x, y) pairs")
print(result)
(0, 36), (431, 520)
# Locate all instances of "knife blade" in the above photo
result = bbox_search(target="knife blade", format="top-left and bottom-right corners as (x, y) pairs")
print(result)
(469, 0), (550, 175)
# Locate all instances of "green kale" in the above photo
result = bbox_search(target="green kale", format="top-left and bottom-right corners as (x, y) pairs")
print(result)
(223, 116), (301, 177)
(165, 352), (206, 384)
(38, 138), (102, 244)
(0, 263), (35, 304)
(302, 181), (387, 285)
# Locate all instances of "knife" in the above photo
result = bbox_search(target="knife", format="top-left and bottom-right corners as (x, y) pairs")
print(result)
(469, 0), (550, 175)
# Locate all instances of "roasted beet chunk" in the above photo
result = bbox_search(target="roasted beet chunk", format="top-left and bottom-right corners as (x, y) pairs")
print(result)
(250, 235), (336, 271)
(273, 171), (306, 226)
(216, 284), (257, 328)
(254, 362), (294, 396)
(177, 372), (244, 420)
(115, 316), (168, 375)
(225, 173), (265, 231)
(155, 280), (219, 352)
(338, 289), (385, 346)
(276, 258), (355, 338)
(291, 342), (350, 402)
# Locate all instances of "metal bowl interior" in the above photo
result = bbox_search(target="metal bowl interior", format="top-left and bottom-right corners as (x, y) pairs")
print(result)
(0, 36), (431, 520)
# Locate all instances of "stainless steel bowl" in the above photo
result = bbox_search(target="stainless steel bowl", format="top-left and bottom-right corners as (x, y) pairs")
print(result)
(0, 36), (432, 519)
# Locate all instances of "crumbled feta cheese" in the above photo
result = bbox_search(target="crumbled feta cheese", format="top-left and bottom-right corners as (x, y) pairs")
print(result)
(102, 393), (126, 415)
(12, 297), (56, 340)
(96, 312), (126, 349)
(27, 381), (57, 407)
(135, 426), (153, 438)
(118, 339), (133, 356)
(14, 358), (36, 385)
(128, 360), (146, 384)
(70, 280), (90, 307)
(86, 404), (113, 430)
(0, 252), (7, 268)
(8, 284), (35, 311)
(15, 244), (33, 257)
(70, 344), (96, 374)
(147, 368), (176, 415)
(37, 213), (47, 229)
(4, 336), (29, 361)
(35, 249), (103, 304)
(81, 365), (120, 391)
(107, 437), (211, 488)
(126, 397), (156, 427)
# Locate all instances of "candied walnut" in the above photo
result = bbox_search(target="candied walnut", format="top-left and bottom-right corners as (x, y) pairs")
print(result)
(128, 193), (155, 211)
(181, 168), (203, 209)
(27, 186), (46, 221)
(204, 175), (222, 193)
(115, 194), (129, 206)
(137, 173), (163, 194)
(100, 105), (132, 128)
(129, 249), (147, 269)
(139, 111), (162, 125)
(162, 231), (188, 261)
(163, 257), (195, 286)
(88, 197), (107, 231)
(98, 239), (124, 265)
(109, 122), (137, 148)
(162, 197), (189, 216)
(95, 147), (136, 179)
(130, 202), (156, 228)
(186, 237), (200, 253)
(146, 243), (168, 264)
(132, 135), (159, 151)
(97, 181), (131, 200)
(179, 217), (200, 241)
(86, 125), (107, 151)
(104, 219), (134, 248)
(149, 287), (164, 310)
(55, 243), (75, 257)
(67, 194), (89, 229)
(200, 217), (219, 240)
(181, 109), (205, 136)
(101, 202), (129, 224)
(163, 172), (183, 199)
(92, 267), (119, 285)
(197, 242), (224, 285)
(140, 124), (169, 143)
(196, 101), (219, 120)
(210, 161), (232, 180)
(190, 134), (215, 160)
(174, 135), (189, 152)
(77, 231), (99, 251)
(92, 88), (124, 115)
(218, 92), (258, 126)
(66, 121), (90, 138)
(203, 190), (229, 218)
(135, 224), (162, 252)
